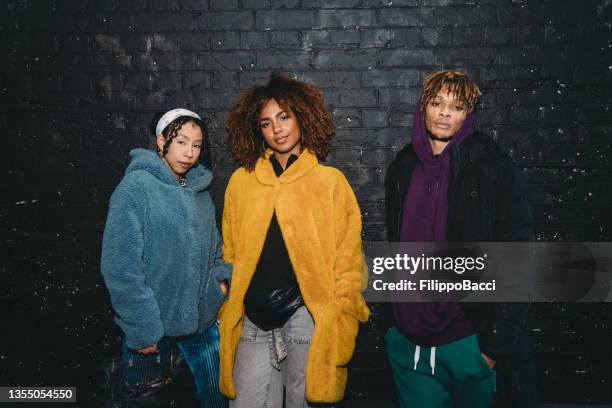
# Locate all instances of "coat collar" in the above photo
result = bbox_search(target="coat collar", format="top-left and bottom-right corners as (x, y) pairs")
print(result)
(254, 149), (318, 186)
(127, 148), (213, 192)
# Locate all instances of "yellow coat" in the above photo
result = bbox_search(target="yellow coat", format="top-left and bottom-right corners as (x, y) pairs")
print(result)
(219, 149), (370, 403)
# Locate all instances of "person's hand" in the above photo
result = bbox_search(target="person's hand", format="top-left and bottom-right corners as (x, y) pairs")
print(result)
(219, 280), (229, 297)
(137, 344), (158, 354)
(481, 353), (496, 368)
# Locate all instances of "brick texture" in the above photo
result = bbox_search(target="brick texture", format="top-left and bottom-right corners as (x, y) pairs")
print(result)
(2, 0), (611, 405)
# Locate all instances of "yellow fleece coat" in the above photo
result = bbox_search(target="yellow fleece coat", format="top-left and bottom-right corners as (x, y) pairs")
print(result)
(219, 149), (370, 403)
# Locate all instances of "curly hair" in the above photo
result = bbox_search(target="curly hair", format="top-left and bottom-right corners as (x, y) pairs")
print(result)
(226, 72), (335, 171)
(420, 70), (481, 112)
(153, 115), (211, 168)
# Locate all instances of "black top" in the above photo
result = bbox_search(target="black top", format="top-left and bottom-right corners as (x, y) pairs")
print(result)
(244, 154), (305, 330)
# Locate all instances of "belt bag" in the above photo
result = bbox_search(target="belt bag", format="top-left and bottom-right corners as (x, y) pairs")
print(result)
(244, 285), (304, 331)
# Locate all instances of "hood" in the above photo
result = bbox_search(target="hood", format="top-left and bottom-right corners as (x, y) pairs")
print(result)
(126, 148), (213, 192)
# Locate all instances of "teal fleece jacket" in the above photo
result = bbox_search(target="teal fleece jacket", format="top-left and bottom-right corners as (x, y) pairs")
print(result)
(101, 148), (231, 350)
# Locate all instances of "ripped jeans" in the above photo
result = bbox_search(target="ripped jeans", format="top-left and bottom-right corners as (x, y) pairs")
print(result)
(121, 323), (227, 408)
(230, 306), (318, 408)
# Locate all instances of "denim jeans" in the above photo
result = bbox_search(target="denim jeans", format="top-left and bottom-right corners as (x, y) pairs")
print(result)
(230, 306), (320, 408)
(121, 323), (227, 408)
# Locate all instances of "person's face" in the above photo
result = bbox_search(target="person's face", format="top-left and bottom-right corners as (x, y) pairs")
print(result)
(259, 98), (302, 164)
(424, 86), (468, 141)
(157, 120), (203, 179)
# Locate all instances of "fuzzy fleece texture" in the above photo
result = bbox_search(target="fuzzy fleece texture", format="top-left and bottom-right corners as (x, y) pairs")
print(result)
(101, 148), (231, 350)
(219, 149), (370, 403)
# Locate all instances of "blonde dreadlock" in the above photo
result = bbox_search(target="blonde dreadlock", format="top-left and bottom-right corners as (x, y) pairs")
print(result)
(420, 70), (481, 112)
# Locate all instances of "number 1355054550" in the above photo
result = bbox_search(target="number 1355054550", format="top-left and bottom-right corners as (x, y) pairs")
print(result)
(1, 387), (76, 403)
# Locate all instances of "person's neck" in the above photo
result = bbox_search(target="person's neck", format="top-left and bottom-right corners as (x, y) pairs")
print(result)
(429, 138), (450, 155)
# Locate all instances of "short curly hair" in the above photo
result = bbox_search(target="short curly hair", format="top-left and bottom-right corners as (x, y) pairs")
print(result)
(150, 114), (211, 168)
(420, 70), (481, 112)
(226, 72), (335, 171)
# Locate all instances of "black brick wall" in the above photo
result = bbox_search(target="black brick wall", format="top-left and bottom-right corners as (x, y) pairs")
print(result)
(2, 0), (611, 405)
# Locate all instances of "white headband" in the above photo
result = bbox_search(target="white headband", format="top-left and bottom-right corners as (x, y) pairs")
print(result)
(155, 108), (201, 136)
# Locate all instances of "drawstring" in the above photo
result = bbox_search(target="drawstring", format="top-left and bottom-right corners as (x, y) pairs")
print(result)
(430, 346), (436, 375)
(413, 345), (436, 376)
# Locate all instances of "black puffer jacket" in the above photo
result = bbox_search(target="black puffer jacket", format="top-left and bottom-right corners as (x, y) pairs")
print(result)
(384, 131), (539, 408)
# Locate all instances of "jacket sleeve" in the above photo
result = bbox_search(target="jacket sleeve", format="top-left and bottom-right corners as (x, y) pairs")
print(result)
(212, 226), (232, 284)
(332, 175), (370, 323)
(495, 156), (534, 241)
(100, 185), (164, 350)
(221, 177), (235, 266)
(478, 156), (534, 360)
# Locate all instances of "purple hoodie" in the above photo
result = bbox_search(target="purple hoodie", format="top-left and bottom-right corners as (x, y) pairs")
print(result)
(392, 109), (475, 346)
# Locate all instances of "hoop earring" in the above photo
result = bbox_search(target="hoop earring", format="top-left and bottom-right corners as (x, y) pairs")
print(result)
(157, 147), (163, 158)
(261, 138), (267, 151)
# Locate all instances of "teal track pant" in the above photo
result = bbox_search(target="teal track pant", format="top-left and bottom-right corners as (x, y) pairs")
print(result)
(385, 326), (495, 408)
